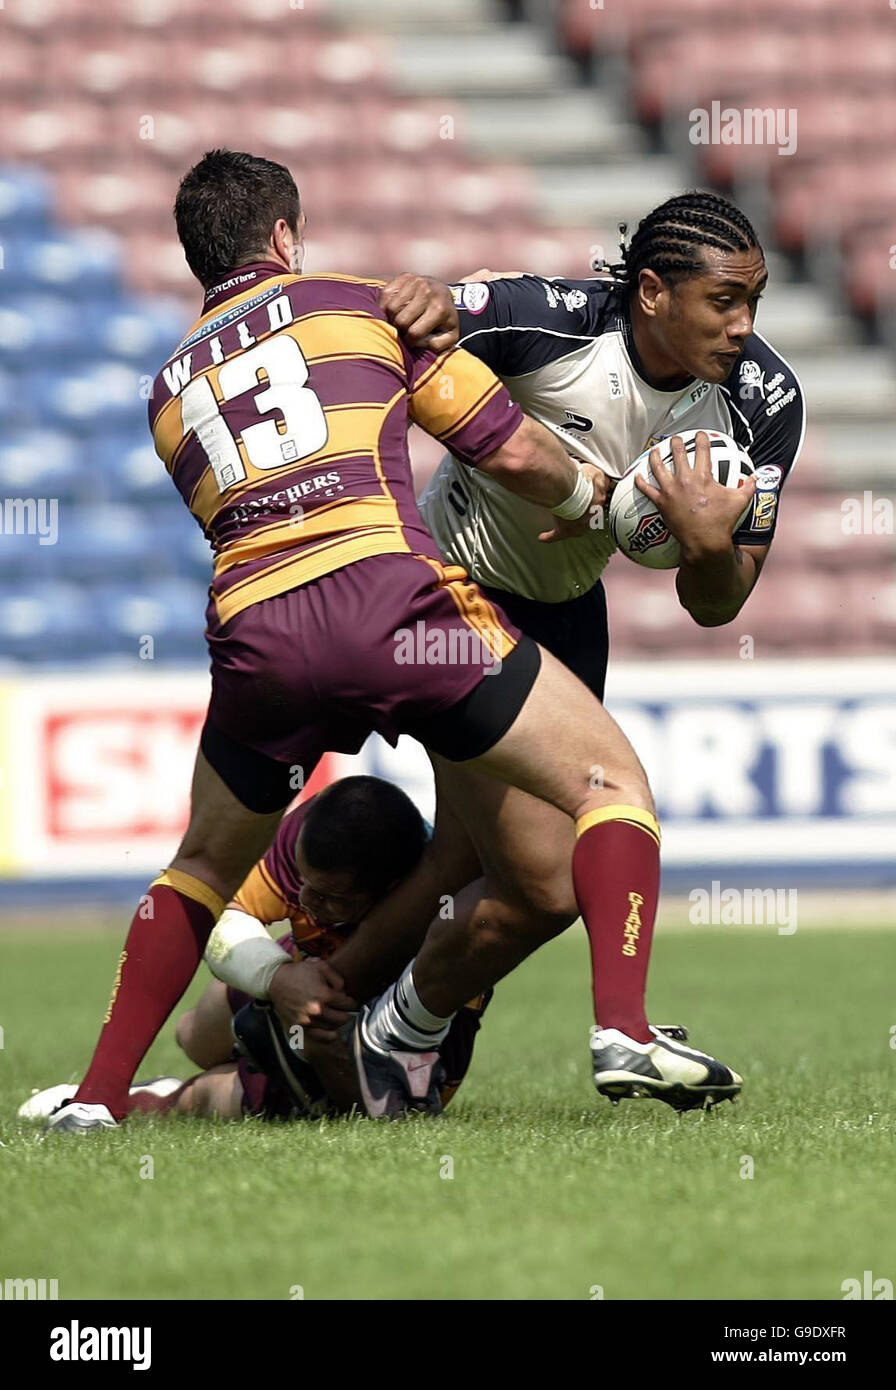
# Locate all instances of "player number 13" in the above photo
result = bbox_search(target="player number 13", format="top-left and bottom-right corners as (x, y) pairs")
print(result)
(180, 335), (328, 493)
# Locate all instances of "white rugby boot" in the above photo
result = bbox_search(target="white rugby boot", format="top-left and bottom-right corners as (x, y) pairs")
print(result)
(44, 1100), (119, 1133)
(591, 1025), (742, 1111)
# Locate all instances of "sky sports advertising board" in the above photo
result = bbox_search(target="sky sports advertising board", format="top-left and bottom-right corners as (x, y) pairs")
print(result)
(0, 662), (892, 888)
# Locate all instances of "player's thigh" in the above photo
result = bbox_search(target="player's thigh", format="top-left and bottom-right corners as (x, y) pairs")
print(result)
(427, 753), (482, 889)
(175, 1064), (244, 1120)
(175, 981), (235, 1069)
(468, 645), (654, 821)
(170, 749), (283, 901)
(434, 754), (577, 919)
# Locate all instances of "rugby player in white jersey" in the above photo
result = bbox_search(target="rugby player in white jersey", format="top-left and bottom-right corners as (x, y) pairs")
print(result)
(220, 192), (797, 1116)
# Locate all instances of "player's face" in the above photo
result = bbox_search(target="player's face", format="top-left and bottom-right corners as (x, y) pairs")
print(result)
(659, 248), (768, 384)
(295, 833), (376, 927)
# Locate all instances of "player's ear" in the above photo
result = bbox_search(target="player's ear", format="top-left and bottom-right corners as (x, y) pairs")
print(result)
(271, 216), (304, 272)
(636, 267), (663, 319)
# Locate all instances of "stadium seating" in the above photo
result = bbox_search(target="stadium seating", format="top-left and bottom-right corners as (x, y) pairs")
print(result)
(557, 0), (896, 333)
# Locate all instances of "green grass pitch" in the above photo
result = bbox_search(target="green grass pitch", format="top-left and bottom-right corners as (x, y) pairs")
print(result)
(1, 915), (894, 1300)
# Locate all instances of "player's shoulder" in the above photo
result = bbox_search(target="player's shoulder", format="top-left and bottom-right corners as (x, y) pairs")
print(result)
(455, 273), (624, 377)
(289, 276), (408, 368)
(460, 272), (620, 333)
(726, 331), (805, 419)
(721, 330), (806, 478)
(275, 794), (316, 849)
(281, 272), (388, 319)
(293, 271), (387, 297)
(540, 273), (622, 322)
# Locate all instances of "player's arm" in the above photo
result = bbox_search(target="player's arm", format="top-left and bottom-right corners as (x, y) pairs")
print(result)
(675, 540), (767, 628)
(636, 433), (760, 627)
(205, 816), (353, 1027)
(407, 343), (599, 534)
(669, 343), (805, 625)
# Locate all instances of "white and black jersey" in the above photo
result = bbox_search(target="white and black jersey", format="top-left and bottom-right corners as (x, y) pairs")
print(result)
(419, 275), (806, 603)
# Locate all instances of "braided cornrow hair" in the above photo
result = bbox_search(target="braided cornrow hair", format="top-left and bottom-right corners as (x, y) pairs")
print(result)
(591, 191), (761, 293)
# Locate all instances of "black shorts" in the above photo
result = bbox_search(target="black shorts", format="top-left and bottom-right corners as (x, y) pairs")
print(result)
(479, 578), (609, 702)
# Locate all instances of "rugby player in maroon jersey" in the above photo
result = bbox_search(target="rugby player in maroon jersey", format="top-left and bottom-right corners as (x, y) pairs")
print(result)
(48, 151), (740, 1133)
(23, 778), (489, 1123)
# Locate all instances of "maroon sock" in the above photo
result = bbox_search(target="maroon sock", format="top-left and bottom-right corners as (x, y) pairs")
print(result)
(124, 1078), (195, 1116)
(572, 808), (661, 1044)
(75, 879), (221, 1120)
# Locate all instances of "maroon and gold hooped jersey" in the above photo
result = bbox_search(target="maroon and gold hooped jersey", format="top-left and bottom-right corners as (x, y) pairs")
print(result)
(229, 794), (350, 960)
(149, 263), (523, 627)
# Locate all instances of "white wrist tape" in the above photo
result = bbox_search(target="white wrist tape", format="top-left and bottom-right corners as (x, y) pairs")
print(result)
(550, 466), (592, 520)
(204, 908), (291, 999)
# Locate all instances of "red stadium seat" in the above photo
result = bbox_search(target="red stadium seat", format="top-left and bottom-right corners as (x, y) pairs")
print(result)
(0, 35), (43, 93)
(41, 35), (171, 100)
(845, 231), (896, 317)
(53, 165), (176, 231)
(0, 101), (109, 167)
(773, 494), (896, 574)
(865, 574), (896, 646)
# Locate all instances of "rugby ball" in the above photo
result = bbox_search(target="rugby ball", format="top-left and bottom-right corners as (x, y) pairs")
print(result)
(609, 429), (755, 569)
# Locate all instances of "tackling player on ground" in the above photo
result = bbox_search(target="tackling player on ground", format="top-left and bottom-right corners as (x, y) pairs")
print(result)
(22, 778), (490, 1123)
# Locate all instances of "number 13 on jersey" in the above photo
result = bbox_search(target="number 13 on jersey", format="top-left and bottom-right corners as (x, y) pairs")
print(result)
(180, 334), (329, 493)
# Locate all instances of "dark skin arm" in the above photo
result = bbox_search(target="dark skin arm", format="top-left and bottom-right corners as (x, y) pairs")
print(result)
(675, 541), (770, 627)
(636, 431), (768, 627)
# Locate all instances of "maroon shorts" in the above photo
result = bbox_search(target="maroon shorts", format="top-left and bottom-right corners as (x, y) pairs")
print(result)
(202, 552), (540, 812)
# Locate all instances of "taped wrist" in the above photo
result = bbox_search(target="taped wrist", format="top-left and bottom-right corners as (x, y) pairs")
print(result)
(204, 908), (291, 999)
(550, 465), (592, 520)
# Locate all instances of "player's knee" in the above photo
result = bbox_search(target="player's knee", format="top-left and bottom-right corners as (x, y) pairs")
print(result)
(586, 764), (655, 818)
(167, 852), (243, 905)
(480, 886), (576, 945)
(507, 870), (577, 926)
